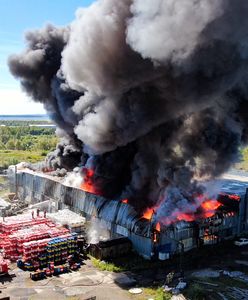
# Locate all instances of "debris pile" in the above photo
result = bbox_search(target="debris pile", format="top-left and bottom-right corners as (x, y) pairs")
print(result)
(4, 198), (28, 216)
(0, 197), (10, 210)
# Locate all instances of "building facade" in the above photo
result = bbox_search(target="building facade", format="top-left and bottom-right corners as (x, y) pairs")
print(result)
(8, 167), (248, 259)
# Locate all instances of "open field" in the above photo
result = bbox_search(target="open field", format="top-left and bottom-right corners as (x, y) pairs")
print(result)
(0, 150), (47, 169)
(0, 122), (57, 169)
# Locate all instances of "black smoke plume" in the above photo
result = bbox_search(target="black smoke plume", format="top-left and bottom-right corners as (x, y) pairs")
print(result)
(8, 0), (248, 222)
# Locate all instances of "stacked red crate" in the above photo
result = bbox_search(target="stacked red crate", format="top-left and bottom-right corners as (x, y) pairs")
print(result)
(0, 214), (70, 261)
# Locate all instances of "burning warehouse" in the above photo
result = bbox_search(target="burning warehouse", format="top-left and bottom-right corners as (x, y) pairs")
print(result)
(8, 167), (248, 259)
(6, 1), (248, 258)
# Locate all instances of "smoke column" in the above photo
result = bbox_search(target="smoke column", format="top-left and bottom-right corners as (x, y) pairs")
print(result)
(8, 0), (248, 223)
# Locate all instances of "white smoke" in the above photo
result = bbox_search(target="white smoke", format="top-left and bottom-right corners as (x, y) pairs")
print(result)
(126, 0), (224, 64)
(62, 0), (132, 94)
(63, 168), (82, 188)
(87, 217), (110, 244)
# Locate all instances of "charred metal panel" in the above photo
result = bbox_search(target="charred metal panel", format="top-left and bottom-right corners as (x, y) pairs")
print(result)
(89, 237), (132, 260)
(130, 232), (153, 259)
(115, 203), (139, 230)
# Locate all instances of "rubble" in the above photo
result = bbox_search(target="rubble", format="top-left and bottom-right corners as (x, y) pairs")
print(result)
(223, 270), (248, 283)
(4, 200), (28, 216)
(0, 197), (10, 210)
(176, 281), (187, 290)
(191, 268), (220, 278)
(163, 285), (172, 292)
(227, 287), (248, 299)
(194, 281), (219, 287)
(217, 293), (229, 300)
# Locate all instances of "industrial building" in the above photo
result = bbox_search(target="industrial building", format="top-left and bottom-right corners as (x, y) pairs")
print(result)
(8, 167), (248, 260)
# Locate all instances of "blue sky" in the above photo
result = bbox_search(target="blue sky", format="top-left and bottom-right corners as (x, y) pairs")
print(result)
(0, 0), (94, 115)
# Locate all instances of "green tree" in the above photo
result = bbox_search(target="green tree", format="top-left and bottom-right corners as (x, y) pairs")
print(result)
(6, 139), (16, 150)
(0, 141), (5, 150)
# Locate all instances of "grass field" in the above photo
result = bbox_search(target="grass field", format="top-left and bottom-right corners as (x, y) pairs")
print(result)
(133, 287), (171, 300)
(0, 150), (47, 169)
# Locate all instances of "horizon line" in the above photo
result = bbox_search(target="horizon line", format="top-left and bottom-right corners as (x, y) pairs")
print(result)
(0, 113), (48, 116)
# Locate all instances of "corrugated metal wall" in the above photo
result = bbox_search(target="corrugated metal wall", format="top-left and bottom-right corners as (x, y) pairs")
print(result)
(129, 232), (153, 259)
(12, 170), (154, 259)
(16, 170), (244, 258)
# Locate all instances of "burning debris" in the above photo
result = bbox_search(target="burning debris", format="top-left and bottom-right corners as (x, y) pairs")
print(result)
(8, 0), (248, 225)
(80, 168), (99, 195)
(142, 193), (223, 225)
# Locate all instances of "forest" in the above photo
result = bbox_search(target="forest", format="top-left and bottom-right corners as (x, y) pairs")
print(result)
(0, 125), (57, 169)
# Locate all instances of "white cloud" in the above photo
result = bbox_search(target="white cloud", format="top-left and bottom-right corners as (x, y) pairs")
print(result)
(0, 88), (46, 115)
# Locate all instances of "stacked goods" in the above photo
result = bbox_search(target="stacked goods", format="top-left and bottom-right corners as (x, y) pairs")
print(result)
(0, 213), (72, 261)
(4, 243), (19, 261)
(69, 222), (85, 234)
(48, 209), (86, 235)
(18, 233), (78, 270)
(22, 238), (50, 262)
(13, 224), (69, 253)
(0, 214), (49, 234)
(29, 259), (81, 281)
(1, 224), (69, 260)
(30, 262), (72, 280)
(46, 233), (78, 263)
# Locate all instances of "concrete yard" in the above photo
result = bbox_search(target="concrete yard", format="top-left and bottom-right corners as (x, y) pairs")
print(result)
(0, 260), (135, 300)
(0, 236), (248, 300)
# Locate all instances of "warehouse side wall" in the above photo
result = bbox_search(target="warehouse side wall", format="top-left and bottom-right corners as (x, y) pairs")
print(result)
(8, 169), (154, 259)
(9, 168), (248, 260)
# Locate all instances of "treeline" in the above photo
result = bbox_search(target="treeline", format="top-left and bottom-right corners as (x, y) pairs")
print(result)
(0, 126), (58, 152)
(0, 120), (53, 126)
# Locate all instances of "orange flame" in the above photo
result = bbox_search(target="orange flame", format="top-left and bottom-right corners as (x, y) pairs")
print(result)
(142, 208), (154, 220)
(80, 168), (99, 194)
(155, 222), (161, 232)
(219, 192), (240, 201)
(177, 213), (195, 222)
(200, 199), (222, 218)
(229, 194), (240, 201)
(173, 198), (222, 222)
(201, 199), (222, 211)
(157, 195), (223, 225)
(122, 199), (128, 204)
